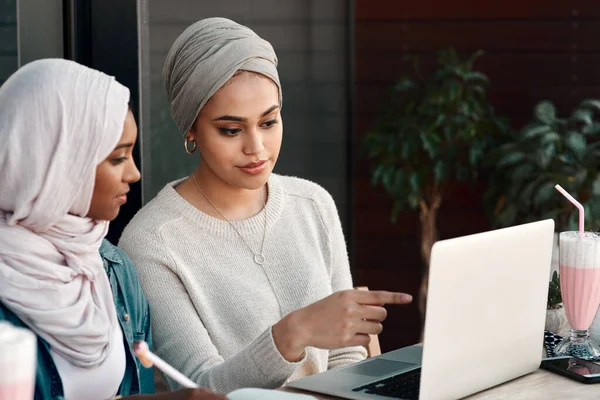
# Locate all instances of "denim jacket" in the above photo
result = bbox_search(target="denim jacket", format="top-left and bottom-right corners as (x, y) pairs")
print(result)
(0, 240), (155, 399)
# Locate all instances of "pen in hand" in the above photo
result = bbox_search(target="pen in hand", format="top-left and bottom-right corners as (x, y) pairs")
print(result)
(133, 340), (199, 389)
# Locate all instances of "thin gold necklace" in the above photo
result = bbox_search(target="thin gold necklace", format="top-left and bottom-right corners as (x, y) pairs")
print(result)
(191, 173), (268, 265)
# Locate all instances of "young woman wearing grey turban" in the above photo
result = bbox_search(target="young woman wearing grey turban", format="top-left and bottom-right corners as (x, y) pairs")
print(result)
(119, 17), (412, 393)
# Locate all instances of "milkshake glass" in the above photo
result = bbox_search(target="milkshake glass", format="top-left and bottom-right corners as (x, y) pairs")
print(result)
(0, 322), (37, 399)
(554, 231), (600, 360)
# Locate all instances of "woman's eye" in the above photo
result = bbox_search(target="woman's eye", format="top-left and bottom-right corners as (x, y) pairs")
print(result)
(111, 157), (127, 165)
(261, 119), (279, 128)
(219, 128), (241, 136)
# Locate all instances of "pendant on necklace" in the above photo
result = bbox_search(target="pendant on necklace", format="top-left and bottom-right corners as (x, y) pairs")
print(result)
(254, 253), (266, 265)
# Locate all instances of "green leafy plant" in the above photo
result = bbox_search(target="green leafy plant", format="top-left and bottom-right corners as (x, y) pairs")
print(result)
(548, 271), (562, 309)
(362, 48), (508, 315)
(485, 100), (600, 231)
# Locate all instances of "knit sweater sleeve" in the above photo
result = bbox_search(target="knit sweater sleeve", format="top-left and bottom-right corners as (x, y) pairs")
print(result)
(119, 225), (303, 393)
(313, 189), (368, 369)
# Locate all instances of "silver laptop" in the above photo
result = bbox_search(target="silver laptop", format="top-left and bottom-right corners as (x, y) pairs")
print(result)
(287, 219), (554, 400)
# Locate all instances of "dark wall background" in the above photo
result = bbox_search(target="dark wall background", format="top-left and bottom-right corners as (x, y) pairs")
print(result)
(0, 0), (17, 85)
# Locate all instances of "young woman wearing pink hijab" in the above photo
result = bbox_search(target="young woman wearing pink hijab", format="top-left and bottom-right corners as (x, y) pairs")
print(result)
(0, 58), (226, 400)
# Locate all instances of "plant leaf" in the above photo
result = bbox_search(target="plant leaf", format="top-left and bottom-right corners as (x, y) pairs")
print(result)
(593, 177), (600, 196)
(543, 143), (556, 162)
(497, 152), (525, 168)
(541, 132), (561, 144)
(534, 182), (556, 207)
(407, 193), (419, 209)
(497, 205), (518, 227)
(391, 201), (403, 223)
(573, 169), (588, 186)
(583, 123), (600, 136)
(523, 124), (552, 139)
(535, 101), (556, 125)
(395, 78), (416, 92)
(520, 178), (544, 206)
(409, 172), (420, 193)
(434, 161), (446, 183)
(420, 132), (438, 158)
(509, 163), (536, 181)
(580, 99), (600, 111)
(565, 131), (587, 155)
(469, 145), (483, 167)
(371, 164), (386, 187)
(571, 109), (593, 125)
(464, 71), (489, 84)
(536, 148), (551, 169)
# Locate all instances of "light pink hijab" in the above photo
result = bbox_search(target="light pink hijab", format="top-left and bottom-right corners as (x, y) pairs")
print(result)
(0, 59), (130, 367)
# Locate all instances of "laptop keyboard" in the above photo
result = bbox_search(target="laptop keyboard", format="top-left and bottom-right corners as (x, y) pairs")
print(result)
(352, 368), (421, 399)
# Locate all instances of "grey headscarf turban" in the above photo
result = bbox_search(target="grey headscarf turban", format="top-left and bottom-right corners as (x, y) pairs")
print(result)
(163, 17), (282, 136)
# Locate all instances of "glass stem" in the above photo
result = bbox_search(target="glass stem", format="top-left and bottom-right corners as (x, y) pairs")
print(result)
(569, 329), (590, 342)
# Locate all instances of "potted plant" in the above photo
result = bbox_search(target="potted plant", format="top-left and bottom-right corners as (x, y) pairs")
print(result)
(484, 99), (600, 232)
(485, 100), (600, 339)
(546, 271), (569, 336)
(362, 48), (508, 319)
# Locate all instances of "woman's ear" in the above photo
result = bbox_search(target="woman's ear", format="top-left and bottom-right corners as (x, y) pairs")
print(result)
(188, 115), (202, 141)
(186, 129), (196, 142)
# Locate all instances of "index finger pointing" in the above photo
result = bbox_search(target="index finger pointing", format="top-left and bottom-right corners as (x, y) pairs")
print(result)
(355, 290), (413, 305)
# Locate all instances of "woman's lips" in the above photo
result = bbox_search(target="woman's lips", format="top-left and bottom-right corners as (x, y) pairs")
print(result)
(239, 160), (267, 175)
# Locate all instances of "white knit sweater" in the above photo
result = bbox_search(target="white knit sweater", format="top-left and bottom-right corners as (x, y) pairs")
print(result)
(118, 174), (366, 393)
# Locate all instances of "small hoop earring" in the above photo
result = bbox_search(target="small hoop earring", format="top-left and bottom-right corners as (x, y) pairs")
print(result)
(184, 138), (197, 155)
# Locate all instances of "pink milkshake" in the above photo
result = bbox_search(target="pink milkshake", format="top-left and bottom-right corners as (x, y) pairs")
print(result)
(560, 265), (600, 330)
(555, 231), (600, 360)
(0, 322), (36, 400)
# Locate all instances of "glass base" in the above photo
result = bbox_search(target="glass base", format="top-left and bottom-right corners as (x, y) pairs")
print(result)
(554, 329), (600, 360)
